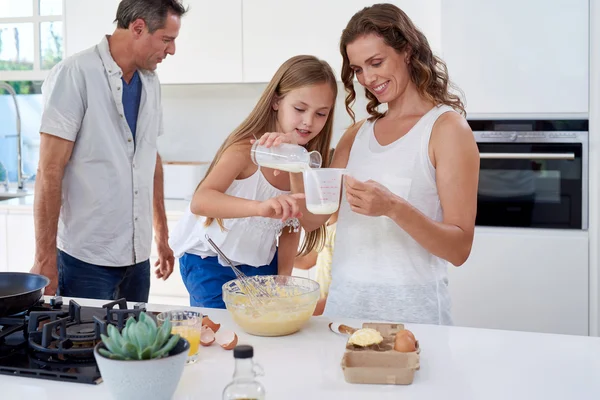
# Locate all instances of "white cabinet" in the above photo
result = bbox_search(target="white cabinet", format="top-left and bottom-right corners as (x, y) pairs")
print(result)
(6, 211), (36, 273)
(0, 202), (187, 305)
(62, 0), (590, 102)
(0, 213), (7, 272)
(155, 0), (243, 84)
(441, 0), (589, 114)
(65, 0), (243, 84)
(448, 228), (589, 336)
(242, 0), (442, 82)
(64, 0), (121, 57)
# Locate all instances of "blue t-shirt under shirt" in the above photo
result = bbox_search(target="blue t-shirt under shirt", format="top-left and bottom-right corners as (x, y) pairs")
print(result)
(122, 70), (142, 142)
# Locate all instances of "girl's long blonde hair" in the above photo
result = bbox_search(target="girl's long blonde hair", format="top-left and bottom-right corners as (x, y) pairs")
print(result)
(198, 55), (338, 256)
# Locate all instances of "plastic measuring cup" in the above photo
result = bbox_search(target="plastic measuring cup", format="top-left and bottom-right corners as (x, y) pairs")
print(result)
(302, 168), (345, 214)
(251, 142), (322, 172)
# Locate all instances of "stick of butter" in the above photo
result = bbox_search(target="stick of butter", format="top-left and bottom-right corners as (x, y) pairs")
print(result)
(348, 328), (383, 347)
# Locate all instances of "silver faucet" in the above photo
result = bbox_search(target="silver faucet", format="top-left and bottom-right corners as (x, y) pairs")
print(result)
(0, 161), (8, 192)
(0, 81), (26, 191)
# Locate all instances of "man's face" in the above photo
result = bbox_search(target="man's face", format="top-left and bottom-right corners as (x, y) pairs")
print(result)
(133, 12), (181, 71)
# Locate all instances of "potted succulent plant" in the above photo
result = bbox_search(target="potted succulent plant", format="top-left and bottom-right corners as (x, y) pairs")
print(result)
(93, 312), (190, 400)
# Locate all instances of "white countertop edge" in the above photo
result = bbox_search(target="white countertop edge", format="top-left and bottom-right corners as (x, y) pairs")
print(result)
(0, 196), (189, 218)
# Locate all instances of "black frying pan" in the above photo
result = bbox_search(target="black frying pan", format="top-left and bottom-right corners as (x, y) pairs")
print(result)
(0, 272), (50, 317)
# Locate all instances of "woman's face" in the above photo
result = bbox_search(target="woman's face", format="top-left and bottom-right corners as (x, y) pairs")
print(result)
(346, 33), (411, 104)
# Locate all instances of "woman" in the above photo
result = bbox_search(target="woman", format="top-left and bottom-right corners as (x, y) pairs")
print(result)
(260, 3), (479, 324)
(327, 3), (479, 324)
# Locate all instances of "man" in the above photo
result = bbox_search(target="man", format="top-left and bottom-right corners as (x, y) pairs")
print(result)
(30, 0), (188, 302)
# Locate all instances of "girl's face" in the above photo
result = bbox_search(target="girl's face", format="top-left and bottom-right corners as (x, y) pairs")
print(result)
(273, 83), (335, 146)
(346, 33), (410, 104)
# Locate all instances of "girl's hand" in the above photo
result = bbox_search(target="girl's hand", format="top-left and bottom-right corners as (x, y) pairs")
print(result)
(256, 193), (305, 221)
(251, 132), (298, 176)
(253, 131), (298, 148)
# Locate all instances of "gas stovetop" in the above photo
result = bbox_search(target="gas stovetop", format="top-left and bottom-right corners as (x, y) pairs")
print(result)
(0, 296), (149, 384)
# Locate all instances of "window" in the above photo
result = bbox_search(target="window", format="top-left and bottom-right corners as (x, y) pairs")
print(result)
(0, 1), (62, 187)
(0, 81), (42, 187)
(0, 0), (64, 81)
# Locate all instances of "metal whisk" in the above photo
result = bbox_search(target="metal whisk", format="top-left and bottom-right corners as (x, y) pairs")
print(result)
(205, 235), (271, 308)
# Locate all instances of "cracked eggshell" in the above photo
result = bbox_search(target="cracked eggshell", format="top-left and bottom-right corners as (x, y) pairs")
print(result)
(200, 325), (215, 346)
(214, 330), (238, 350)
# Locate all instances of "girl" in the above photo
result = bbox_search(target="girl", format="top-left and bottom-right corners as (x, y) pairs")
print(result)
(259, 4), (479, 324)
(169, 55), (337, 309)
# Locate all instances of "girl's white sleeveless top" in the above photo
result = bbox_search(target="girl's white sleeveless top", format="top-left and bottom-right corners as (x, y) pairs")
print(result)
(169, 168), (291, 267)
(324, 105), (456, 325)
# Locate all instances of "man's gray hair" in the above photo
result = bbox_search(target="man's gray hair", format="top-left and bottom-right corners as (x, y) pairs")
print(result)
(115, 0), (188, 33)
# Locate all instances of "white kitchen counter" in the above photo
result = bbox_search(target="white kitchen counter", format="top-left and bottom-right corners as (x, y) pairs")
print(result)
(0, 195), (189, 218)
(2, 297), (599, 400)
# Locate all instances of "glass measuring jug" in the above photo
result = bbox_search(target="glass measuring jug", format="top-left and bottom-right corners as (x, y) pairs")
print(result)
(302, 168), (345, 214)
(251, 142), (322, 172)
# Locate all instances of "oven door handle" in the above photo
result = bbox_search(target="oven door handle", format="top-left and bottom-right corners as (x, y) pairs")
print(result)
(479, 152), (576, 160)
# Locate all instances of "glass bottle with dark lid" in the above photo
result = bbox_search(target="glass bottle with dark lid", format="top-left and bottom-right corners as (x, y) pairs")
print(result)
(222, 345), (265, 400)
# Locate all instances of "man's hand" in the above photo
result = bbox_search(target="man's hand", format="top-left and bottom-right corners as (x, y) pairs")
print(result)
(30, 259), (59, 295)
(154, 239), (175, 280)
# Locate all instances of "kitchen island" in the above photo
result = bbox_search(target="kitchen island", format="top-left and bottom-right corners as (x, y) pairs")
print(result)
(1, 296), (599, 400)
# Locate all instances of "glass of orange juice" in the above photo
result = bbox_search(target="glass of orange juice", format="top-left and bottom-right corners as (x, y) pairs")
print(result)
(156, 310), (202, 365)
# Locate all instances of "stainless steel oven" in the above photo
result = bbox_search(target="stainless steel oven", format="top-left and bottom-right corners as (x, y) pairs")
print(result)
(470, 120), (588, 230)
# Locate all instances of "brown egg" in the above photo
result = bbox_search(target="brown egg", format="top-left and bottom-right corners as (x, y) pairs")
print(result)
(399, 329), (416, 342)
(394, 332), (416, 352)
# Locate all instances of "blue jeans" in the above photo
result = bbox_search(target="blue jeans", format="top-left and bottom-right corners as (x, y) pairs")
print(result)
(179, 252), (278, 309)
(57, 249), (150, 302)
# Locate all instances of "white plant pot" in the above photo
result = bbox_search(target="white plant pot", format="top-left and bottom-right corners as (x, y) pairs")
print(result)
(94, 338), (189, 400)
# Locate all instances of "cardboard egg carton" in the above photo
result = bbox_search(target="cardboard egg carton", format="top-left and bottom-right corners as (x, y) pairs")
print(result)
(341, 322), (420, 385)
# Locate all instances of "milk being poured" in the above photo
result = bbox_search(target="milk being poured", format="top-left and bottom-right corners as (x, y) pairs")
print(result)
(303, 168), (345, 216)
(306, 202), (340, 215)
(258, 162), (308, 173)
(251, 142), (343, 215)
(251, 143), (322, 171)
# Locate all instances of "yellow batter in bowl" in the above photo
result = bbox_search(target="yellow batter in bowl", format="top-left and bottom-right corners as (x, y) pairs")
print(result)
(222, 275), (320, 337)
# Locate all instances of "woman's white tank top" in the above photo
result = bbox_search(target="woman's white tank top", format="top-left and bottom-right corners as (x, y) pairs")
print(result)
(324, 105), (456, 325)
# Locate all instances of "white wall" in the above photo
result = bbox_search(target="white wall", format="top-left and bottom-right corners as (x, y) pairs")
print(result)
(157, 82), (371, 163)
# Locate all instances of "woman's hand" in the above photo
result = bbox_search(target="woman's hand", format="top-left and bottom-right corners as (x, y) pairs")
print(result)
(345, 175), (398, 217)
(313, 297), (327, 316)
(256, 193), (305, 221)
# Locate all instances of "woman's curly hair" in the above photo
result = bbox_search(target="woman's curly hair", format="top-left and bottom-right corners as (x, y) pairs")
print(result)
(340, 3), (466, 122)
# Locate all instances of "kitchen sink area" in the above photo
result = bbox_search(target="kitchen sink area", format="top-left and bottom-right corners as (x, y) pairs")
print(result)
(0, 191), (31, 201)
